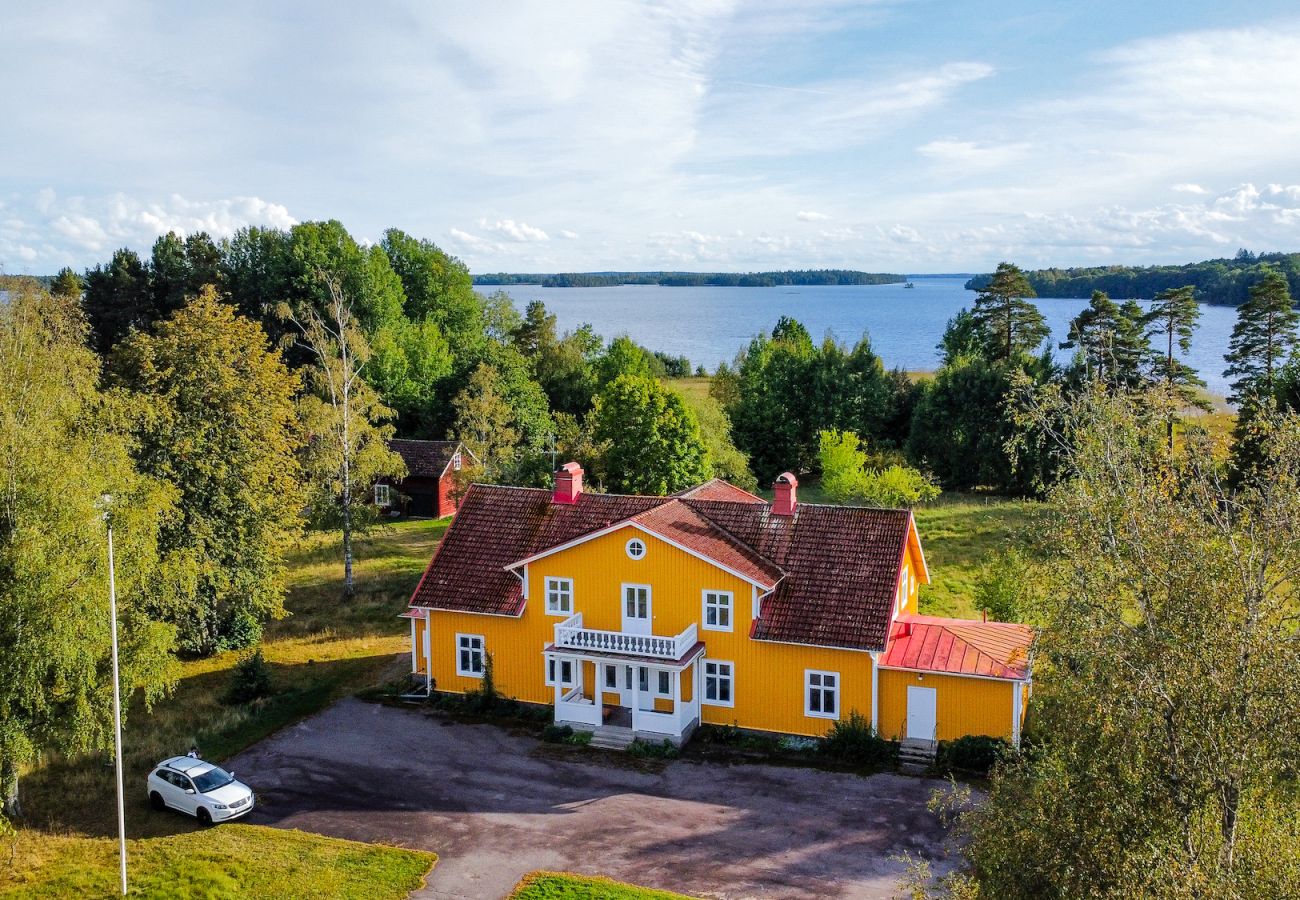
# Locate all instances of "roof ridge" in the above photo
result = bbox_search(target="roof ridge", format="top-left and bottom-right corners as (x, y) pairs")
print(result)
(680, 499), (785, 577)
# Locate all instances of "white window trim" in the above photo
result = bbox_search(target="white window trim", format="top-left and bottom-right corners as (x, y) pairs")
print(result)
(374, 483), (392, 506)
(625, 537), (647, 560)
(452, 452), (462, 471)
(637, 666), (672, 698)
(622, 583), (652, 622)
(545, 653), (576, 688)
(701, 590), (734, 633)
(804, 668), (840, 720)
(701, 659), (735, 708)
(456, 633), (485, 678)
(544, 576), (574, 617)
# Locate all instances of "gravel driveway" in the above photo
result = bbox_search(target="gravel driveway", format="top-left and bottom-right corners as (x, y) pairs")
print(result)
(229, 698), (954, 899)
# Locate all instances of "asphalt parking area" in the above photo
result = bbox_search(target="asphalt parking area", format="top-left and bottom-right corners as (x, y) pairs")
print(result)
(229, 698), (955, 899)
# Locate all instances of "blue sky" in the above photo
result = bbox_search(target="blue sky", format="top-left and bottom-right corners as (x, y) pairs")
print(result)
(3, 0), (1300, 274)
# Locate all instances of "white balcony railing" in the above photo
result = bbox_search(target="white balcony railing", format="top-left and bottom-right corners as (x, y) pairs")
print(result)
(553, 613), (698, 660)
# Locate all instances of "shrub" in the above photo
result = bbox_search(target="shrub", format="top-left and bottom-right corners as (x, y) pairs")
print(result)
(821, 710), (897, 767)
(223, 649), (273, 704)
(565, 730), (593, 747)
(627, 738), (680, 759)
(541, 724), (574, 744)
(935, 735), (1010, 775)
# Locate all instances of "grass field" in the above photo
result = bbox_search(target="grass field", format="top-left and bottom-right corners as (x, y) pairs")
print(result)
(0, 825), (434, 900)
(510, 871), (693, 899)
(7, 518), (446, 896)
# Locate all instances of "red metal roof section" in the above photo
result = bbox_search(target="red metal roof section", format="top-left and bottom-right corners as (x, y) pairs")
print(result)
(881, 614), (1033, 680)
(410, 480), (915, 652)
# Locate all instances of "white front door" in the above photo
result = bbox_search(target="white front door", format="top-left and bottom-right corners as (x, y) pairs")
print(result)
(906, 686), (938, 740)
(622, 584), (651, 635)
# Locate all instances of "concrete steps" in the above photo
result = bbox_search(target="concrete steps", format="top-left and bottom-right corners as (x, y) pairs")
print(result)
(898, 738), (937, 775)
(586, 725), (636, 750)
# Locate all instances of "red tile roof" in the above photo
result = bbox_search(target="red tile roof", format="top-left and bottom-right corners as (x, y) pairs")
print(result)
(676, 478), (767, 504)
(880, 615), (1033, 680)
(389, 440), (468, 479)
(629, 500), (783, 588)
(409, 481), (917, 651)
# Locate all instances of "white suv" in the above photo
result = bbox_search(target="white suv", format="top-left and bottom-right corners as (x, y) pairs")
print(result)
(147, 757), (254, 824)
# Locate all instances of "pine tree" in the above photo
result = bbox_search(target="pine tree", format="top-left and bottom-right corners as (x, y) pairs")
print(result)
(970, 262), (1048, 361)
(1224, 270), (1299, 404)
(1112, 300), (1149, 390)
(1061, 291), (1121, 384)
(1146, 285), (1208, 449)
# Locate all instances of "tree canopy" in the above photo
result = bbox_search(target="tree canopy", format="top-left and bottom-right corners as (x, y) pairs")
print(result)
(592, 374), (711, 495)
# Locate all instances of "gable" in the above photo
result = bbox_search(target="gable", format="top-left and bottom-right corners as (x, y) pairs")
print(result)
(517, 519), (778, 590)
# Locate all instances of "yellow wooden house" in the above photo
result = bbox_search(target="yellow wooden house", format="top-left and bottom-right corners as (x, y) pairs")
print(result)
(403, 463), (1032, 749)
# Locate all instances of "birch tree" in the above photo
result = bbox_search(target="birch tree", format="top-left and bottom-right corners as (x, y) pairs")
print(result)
(285, 276), (403, 599)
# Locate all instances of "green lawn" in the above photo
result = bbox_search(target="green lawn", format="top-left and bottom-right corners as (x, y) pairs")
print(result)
(0, 825), (434, 900)
(10, 518), (447, 895)
(510, 872), (694, 900)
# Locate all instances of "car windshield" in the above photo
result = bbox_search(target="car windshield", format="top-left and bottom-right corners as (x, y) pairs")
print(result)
(191, 766), (235, 793)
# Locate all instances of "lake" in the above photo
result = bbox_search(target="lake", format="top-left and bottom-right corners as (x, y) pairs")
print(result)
(500, 276), (1242, 400)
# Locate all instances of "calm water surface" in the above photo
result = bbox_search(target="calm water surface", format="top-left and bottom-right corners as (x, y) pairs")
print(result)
(503, 276), (1241, 399)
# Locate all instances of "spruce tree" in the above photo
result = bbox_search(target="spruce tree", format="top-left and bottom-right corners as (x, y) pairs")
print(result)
(971, 262), (1049, 361)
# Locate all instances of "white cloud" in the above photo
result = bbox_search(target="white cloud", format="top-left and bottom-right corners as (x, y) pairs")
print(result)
(0, 190), (296, 271)
(478, 218), (550, 242)
(1172, 183), (1208, 194)
(559, 229), (580, 240)
(917, 140), (1031, 170)
(796, 210), (830, 221)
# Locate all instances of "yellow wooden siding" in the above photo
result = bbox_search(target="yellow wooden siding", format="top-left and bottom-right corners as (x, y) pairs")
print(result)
(876, 669), (1016, 742)
(423, 523), (882, 738)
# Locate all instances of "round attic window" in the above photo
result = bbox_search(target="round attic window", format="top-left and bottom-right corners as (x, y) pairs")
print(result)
(626, 537), (647, 560)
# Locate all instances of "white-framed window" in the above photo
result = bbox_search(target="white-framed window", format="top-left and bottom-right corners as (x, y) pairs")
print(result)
(545, 654), (576, 688)
(702, 660), (734, 707)
(374, 483), (393, 506)
(544, 576), (573, 616)
(456, 634), (485, 678)
(452, 452), (462, 471)
(702, 590), (733, 632)
(625, 537), (647, 560)
(805, 669), (839, 719)
(604, 665), (619, 690)
(638, 667), (672, 698)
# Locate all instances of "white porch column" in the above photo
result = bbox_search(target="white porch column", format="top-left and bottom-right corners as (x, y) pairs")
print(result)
(869, 652), (880, 733)
(423, 612), (432, 690)
(553, 662), (564, 722)
(631, 666), (642, 732)
(671, 668), (681, 732)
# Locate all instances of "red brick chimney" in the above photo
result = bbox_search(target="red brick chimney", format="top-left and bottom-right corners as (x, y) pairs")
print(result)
(553, 462), (584, 505)
(772, 471), (798, 516)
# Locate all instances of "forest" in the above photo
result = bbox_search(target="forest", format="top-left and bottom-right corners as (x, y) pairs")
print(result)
(474, 269), (904, 288)
(5, 233), (1300, 897)
(965, 249), (1300, 306)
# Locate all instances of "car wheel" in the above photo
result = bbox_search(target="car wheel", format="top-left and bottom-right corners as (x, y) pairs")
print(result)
(149, 792), (166, 811)
(196, 807), (213, 826)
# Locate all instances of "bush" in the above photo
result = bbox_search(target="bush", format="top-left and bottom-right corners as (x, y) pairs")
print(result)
(821, 710), (897, 767)
(935, 735), (1010, 775)
(541, 724), (574, 744)
(627, 738), (680, 759)
(223, 649), (273, 704)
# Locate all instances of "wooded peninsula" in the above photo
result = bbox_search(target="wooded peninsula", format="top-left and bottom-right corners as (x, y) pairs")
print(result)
(965, 250), (1300, 306)
(473, 269), (905, 288)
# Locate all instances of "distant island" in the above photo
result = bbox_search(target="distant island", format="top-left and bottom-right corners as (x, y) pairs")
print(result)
(964, 251), (1300, 306)
(473, 269), (906, 288)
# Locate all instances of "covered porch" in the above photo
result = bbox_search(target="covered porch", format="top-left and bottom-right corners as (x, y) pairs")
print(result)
(547, 650), (705, 745)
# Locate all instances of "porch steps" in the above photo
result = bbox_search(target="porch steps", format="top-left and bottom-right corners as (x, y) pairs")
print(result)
(898, 738), (937, 775)
(586, 725), (636, 751)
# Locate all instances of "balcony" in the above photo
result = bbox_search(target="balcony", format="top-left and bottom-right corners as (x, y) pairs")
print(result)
(553, 612), (698, 661)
